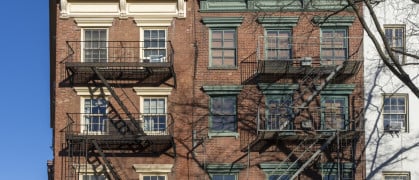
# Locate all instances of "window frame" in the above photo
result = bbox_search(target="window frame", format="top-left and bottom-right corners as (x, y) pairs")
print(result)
(320, 163), (353, 180)
(81, 28), (109, 63)
(384, 24), (406, 64)
(264, 29), (292, 61)
(140, 96), (168, 135)
(321, 95), (349, 130)
(80, 174), (107, 180)
(210, 173), (237, 180)
(140, 173), (167, 180)
(140, 27), (168, 63)
(382, 94), (408, 132)
(382, 171), (410, 180)
(80, 97), (108, 135)
(320, 27), (348, 64)
(209, 28), (237, 69)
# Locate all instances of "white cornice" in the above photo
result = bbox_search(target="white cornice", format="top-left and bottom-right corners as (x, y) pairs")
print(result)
(73, 87), (111, 96)
(133, 164), (173, 173)
(133, 87), (172, 96)
(134, 17), (173, 27)
(74, 17), (114, 27)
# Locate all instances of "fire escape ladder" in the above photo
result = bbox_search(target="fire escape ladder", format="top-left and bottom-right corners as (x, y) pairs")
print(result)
(91, 67), (145, 135)
(289, 133), (337, 180)
(91, 140), (122, 180)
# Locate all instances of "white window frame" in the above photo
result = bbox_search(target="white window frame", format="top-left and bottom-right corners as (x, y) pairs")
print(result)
(382, 94), (408, 132)
(73, 164), (109, 180)
(133, 164), (173, 180)
(384, 25), (406, 64)
(382, 171), (410, 180)
(140, 96), (168, 135)
(140, 173), (167, 180)
(80, 96), (109, 135)
(81, 28), (109, 63)
(140, 27), (168, 63)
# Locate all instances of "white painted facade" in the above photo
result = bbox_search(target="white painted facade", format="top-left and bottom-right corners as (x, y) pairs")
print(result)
(364, 0), (419, 179)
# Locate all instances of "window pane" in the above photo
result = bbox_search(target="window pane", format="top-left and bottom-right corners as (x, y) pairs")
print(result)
(210, 29), (236, 67)
(210, 96), (237, 132)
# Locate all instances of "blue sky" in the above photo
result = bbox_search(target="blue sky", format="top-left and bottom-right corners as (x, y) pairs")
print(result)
(0, 1), (51, 179)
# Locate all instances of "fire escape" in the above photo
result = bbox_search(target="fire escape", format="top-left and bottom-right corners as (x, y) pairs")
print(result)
(240, 36), (363, 179)
(60, 41), (176, 180)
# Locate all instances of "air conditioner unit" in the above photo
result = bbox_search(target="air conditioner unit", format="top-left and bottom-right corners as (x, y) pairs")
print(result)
(388, 121), (403, 131)
(301, 57), (312, 66)
(149, 55), (166, 62)
(301, 120), (312, 129)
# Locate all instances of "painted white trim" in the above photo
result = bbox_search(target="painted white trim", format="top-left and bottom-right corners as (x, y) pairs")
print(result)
(72, 164), (109, 173)
(74, 18), (114, 27)
(133, 164), (173, 173)
(133, 87), (172, 96)
(73, 87), (111, 96)
(134, 17), (173, 27)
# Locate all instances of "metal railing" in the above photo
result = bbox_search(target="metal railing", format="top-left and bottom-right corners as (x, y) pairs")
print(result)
(65, 113), (174, 137)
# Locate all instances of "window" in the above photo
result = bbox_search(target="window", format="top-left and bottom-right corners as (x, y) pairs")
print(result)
(82, 98), (108, 134)
(266, 95), (293, 130)
(143, 175), (166, 180)
(321, 163), (353, 180)
(265, 29), (292, 60)
(142, 97), (167, 133)
(81, 174), (106, 180)
(142, 28), (167, 62)
(383, 94), (407, 132)
(210, 96), (237, 133)
(212, 174), (236, 180)
(383, 171), (410, 180)
(83, 29), (108, 62)
(210, 29), (237, 67)
(321, 28), (348, 63)
(384, 25), (405, 64)
(321, 96), (348, 130)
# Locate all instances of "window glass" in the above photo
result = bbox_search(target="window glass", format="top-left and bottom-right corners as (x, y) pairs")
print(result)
(210, 29), (237, 67)
(82, 174), (106, 180)
(266, 95), (293, 130)
(265, 30), (292, 60)
(322, 96), (348, 130)
(143, 97), (167, 132)
(84, 98), (107, 134)
(143, 29), (167, 62)
(143, 175), (166, 180)
(321, 28), (348, 62)
(383, 95), (407, 131)
(212, 174), (236, 180)
(84, 29), (107, 63)
(384, 25), (405, 64)
(210, 96), (237, 132)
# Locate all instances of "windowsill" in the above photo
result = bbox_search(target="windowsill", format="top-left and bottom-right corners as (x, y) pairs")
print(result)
(208, 132), (239, 139)
(208, 66), (238, 70)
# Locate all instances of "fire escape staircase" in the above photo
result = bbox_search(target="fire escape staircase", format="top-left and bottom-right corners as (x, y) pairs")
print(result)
(251, 63), (346, 179)
(91, 140), (122, 180)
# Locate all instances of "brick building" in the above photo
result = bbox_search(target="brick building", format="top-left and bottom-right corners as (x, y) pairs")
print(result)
(49, 0), (365, 179)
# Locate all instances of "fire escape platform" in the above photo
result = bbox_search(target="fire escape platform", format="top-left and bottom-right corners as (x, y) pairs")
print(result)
(63, 62), (174, 87)
(245, 130), (360, 152)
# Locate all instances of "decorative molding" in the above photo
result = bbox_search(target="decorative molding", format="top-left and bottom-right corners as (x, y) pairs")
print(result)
(134, 17), (173, 27)
(258, 84), (299, 94)
(257, 16), (299, 28)
(60, 0), (69, 18)
(133, 87), (173, 96)
(202, 17), (244, 27)
(319, 84), (356, 95)
(73, 87), (111, 96)
(72, 164), (109, 173)
(74, 17), (114, 27)
(206, 163), (244, 173)
(119, 0), (127, 19)
(312, 16), (355, 26)
(259, 162), (300, 173)
(202, 85), (243, 95)
(177, 0), (186, 18)
(200, 0), (248, 11)
(133, 164), (173, 173)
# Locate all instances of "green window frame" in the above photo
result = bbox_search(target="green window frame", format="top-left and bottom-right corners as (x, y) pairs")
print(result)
(210, 28), (237, 68)
(383, 94), (407, 132)
(211, 174), (237, 180)
(265, 29), (292, 60)
(321, 28), (348, 63)
(265, 95), (293, 130)
(209, 96), (237, 133)
(383, 171), (410, 180)
(384, 25), (406, 64)
(321, 163), (353, 180)
(321, 95), (349, 130)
